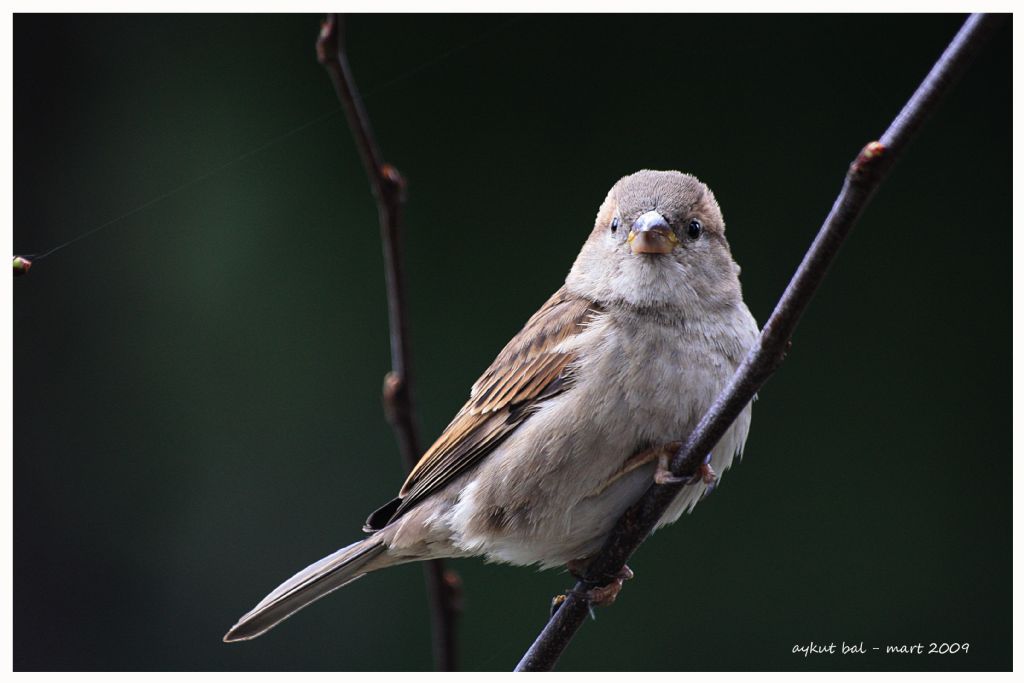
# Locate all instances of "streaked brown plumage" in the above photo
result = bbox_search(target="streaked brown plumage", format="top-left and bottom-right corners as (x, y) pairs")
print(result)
(369, 290), (601, 528)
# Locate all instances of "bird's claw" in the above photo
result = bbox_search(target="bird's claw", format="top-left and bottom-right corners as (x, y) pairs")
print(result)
(558, 563), (635, 611)
(550, 593), (567, 617)
(654, 450), (717, 486)
(581, 565), (634, 607)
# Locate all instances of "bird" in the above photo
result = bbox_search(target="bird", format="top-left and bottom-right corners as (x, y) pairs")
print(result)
(223, 169), (759, 642)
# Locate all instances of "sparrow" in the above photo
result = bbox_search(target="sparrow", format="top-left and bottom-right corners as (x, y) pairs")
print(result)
(224, 169), (759, 642)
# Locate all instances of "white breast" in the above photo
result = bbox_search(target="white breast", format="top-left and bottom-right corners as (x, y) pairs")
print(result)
(440, 302), (758, 568)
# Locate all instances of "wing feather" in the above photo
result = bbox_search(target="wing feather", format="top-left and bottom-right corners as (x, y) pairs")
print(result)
(365, 287), (601, 529)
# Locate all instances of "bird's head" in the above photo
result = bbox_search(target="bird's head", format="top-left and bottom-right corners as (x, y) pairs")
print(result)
(566, 169), (743, 313)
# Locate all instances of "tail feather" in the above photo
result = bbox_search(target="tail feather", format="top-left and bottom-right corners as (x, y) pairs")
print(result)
(224, 536), (388, 642)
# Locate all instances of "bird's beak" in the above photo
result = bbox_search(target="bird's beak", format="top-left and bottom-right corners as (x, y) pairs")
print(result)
(628, 211), (677, 254)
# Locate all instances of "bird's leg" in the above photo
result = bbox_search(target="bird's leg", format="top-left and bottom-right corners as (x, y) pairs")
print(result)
(588, 441), (684, 498)
(582, 565), (634, 607)
(558, 559), (635, 609)
(566, 559), (584, 580)
(654, 450), (717, 487)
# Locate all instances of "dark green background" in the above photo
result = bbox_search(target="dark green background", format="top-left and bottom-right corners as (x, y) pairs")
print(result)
(13, 14), (1010, 671)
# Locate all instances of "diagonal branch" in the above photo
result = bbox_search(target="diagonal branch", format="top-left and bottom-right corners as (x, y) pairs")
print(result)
(316, 13), (461, 672)
(515, 12), (1005, 672)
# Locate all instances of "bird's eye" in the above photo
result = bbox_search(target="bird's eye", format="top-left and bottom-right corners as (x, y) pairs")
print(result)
(687, 219), (703, 239)
(611, 216), (620, 233)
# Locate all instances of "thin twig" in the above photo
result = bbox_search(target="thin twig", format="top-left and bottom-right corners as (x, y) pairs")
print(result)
(515, 12), (1005, 672)
(316, 14), (461, 672)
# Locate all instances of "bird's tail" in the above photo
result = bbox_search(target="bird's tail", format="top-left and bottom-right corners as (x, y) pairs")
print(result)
(223, 535), (390, 642)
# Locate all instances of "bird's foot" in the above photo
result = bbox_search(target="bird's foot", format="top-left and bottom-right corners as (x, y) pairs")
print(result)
(549, 593), (567, 617)
(583, 565), (634, 607)
(588, 441), (684, 498)
(654, 450), (717, 487)
(563, 562), (635, 608)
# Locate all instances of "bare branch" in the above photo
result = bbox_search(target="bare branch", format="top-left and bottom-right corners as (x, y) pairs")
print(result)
(515, 12), (1005, 672)
(316, 14), (460, 672)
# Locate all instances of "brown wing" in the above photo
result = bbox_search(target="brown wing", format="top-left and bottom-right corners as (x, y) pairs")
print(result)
(364, 287), (602, 531)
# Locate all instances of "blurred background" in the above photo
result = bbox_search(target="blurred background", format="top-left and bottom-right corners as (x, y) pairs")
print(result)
(13, 14), (1010, 671)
